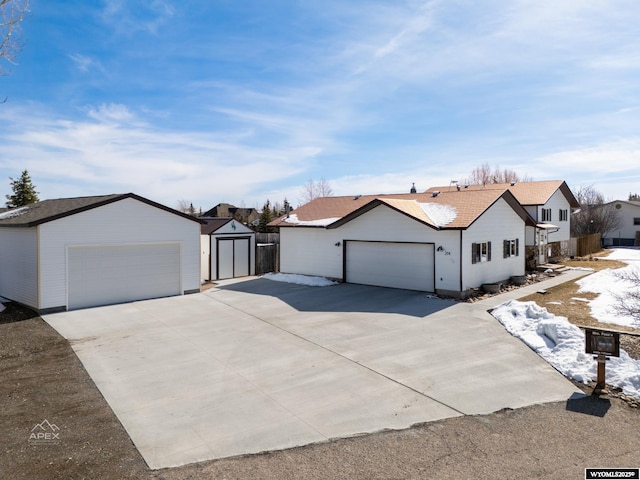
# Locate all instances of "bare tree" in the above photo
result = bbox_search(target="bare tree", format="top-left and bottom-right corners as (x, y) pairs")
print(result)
(1, 0), (29, 76)
(175, 199), (196, 215)
(299, 178), (334, 205)
(462, 162), (532, 186)
(612, 269), (640, 328)
(571, 185), (622, 237)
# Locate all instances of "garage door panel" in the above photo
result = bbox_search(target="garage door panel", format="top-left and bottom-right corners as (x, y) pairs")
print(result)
(346, 242), (434, 292)
(234, 239), (250, 277)
(217, 240), (234, 279)
(68, 243), (181, 310)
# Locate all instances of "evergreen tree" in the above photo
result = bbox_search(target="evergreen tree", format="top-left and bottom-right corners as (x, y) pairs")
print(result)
(258, 200), (274, 233)
(629, 193), (640, 201)
(6, 169), (39, 208)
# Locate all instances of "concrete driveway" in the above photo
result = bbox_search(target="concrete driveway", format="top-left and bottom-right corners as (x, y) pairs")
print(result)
(44, 279), (581, 469)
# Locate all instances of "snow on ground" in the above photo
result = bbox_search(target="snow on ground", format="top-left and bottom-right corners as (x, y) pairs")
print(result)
(262, 273), (338, 287)
(492, 300), (640, 398)
(577, 247), (640, 328)
(0, 302), (5, 313)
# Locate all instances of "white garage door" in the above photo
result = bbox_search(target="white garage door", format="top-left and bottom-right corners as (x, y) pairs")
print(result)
(217, 238), (250, 279)
(345, 241), (435, 292)
(67, 243), (182, 310)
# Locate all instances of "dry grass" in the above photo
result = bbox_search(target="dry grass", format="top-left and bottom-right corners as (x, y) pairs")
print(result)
(520, 250), (635, 333)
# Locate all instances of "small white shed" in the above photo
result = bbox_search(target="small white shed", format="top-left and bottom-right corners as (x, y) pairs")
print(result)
(200, 218), (256, 282)
(0, 193), (202, 312)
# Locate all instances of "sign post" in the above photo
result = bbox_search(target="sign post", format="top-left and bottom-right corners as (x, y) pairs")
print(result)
(584, 328), (620, 395)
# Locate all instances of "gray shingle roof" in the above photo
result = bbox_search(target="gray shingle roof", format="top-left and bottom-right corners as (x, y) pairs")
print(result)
(0, 193), (204, 228)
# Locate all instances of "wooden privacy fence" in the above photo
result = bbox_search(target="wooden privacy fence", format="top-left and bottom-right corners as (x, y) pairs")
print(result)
(570, 233), (601, 257)
(255, 232), (280, 275)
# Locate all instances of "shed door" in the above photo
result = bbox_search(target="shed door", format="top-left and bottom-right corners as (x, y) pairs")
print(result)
(67, 243), (181, 310)
(217, 237), (251, 279)
(345, 241), (435, 292)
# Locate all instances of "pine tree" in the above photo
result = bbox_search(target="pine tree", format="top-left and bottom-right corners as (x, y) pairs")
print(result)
(258, 200), (274, 233)
(6, 169), (39, 208)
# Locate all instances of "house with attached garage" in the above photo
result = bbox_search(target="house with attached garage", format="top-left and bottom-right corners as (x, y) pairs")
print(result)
(601, 200), (640, 247)
(269, 189), (537, 298)
(0, 193), (203, 313)
(426, 180), (579, 267)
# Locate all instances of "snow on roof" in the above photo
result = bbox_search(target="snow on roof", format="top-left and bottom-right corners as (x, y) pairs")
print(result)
(418, 203), (457, 227)
(0, 206), (30, 220)
(284, 213), (342, 227)
(492, 299), (640, 398)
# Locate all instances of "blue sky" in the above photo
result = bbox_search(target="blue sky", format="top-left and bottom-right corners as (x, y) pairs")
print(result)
(1, 0), (639, 210)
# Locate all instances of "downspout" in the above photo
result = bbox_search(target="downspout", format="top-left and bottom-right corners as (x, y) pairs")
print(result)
(459, 230), (463, 293)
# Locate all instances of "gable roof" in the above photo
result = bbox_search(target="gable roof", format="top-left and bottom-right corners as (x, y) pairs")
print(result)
(270, 189), (535, 230)
(0, 193), (205, 228)
(425, 180), (579, 208)
(605, 200), (640, 209)
(200, 217), (255, 235)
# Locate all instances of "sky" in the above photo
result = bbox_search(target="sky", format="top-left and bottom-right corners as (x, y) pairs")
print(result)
(1, 0), (640, 211)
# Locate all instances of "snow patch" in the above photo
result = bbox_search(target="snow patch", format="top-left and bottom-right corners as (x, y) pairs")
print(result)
(577, 247), (640, 328)
(418, 203), (457, 227)
(492, 300), (640, 398)
(263, 273), (337, 287)
(0, 206), (30, 220)
(284, 214), (341, 227)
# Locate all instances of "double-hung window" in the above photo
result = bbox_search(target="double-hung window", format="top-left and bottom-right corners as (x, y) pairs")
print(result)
(503, 239), (519, 258)
(559, 209), (568, 221)
(471, 241), (491, 264)
(541, 208), (552, 222)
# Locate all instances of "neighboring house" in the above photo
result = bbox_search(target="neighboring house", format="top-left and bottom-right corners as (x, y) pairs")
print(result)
(202, 203), (259, 226)
(602, 200), (640, 246)
(269, 189), (536, 298)
(200, 217), (256, 283)
(0, 193), (203, 313)
(426, 180), (579, 266)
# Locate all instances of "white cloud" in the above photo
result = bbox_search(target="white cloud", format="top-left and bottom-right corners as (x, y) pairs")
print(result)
(0, 103), (316, 208)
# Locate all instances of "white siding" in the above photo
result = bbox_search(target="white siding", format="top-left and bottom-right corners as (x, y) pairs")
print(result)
(39, 198), (201, 310)
(539, 189), (572, 243)
(462, 198), (525, 290)
(200, 235), (210, 282)
(0, 227), (38, 308)
(280, 227), (343, 279)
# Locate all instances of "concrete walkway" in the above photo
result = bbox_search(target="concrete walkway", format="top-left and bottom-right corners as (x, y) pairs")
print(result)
(43, 272), (586, 469)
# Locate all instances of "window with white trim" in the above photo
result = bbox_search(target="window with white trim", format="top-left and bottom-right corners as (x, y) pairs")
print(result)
(541, 208), (552, 222)
(471, 241), (491, 264)
(503, 239), (519, 258)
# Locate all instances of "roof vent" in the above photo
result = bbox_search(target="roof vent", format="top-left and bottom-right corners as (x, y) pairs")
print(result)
(510, 181), (516, 186)
(410, 182), (417, 194)
(431, 191), (440, 197)
(354, 194), (361, 200)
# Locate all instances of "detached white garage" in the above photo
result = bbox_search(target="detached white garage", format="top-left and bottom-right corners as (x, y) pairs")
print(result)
(0, 193), (202, 313)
